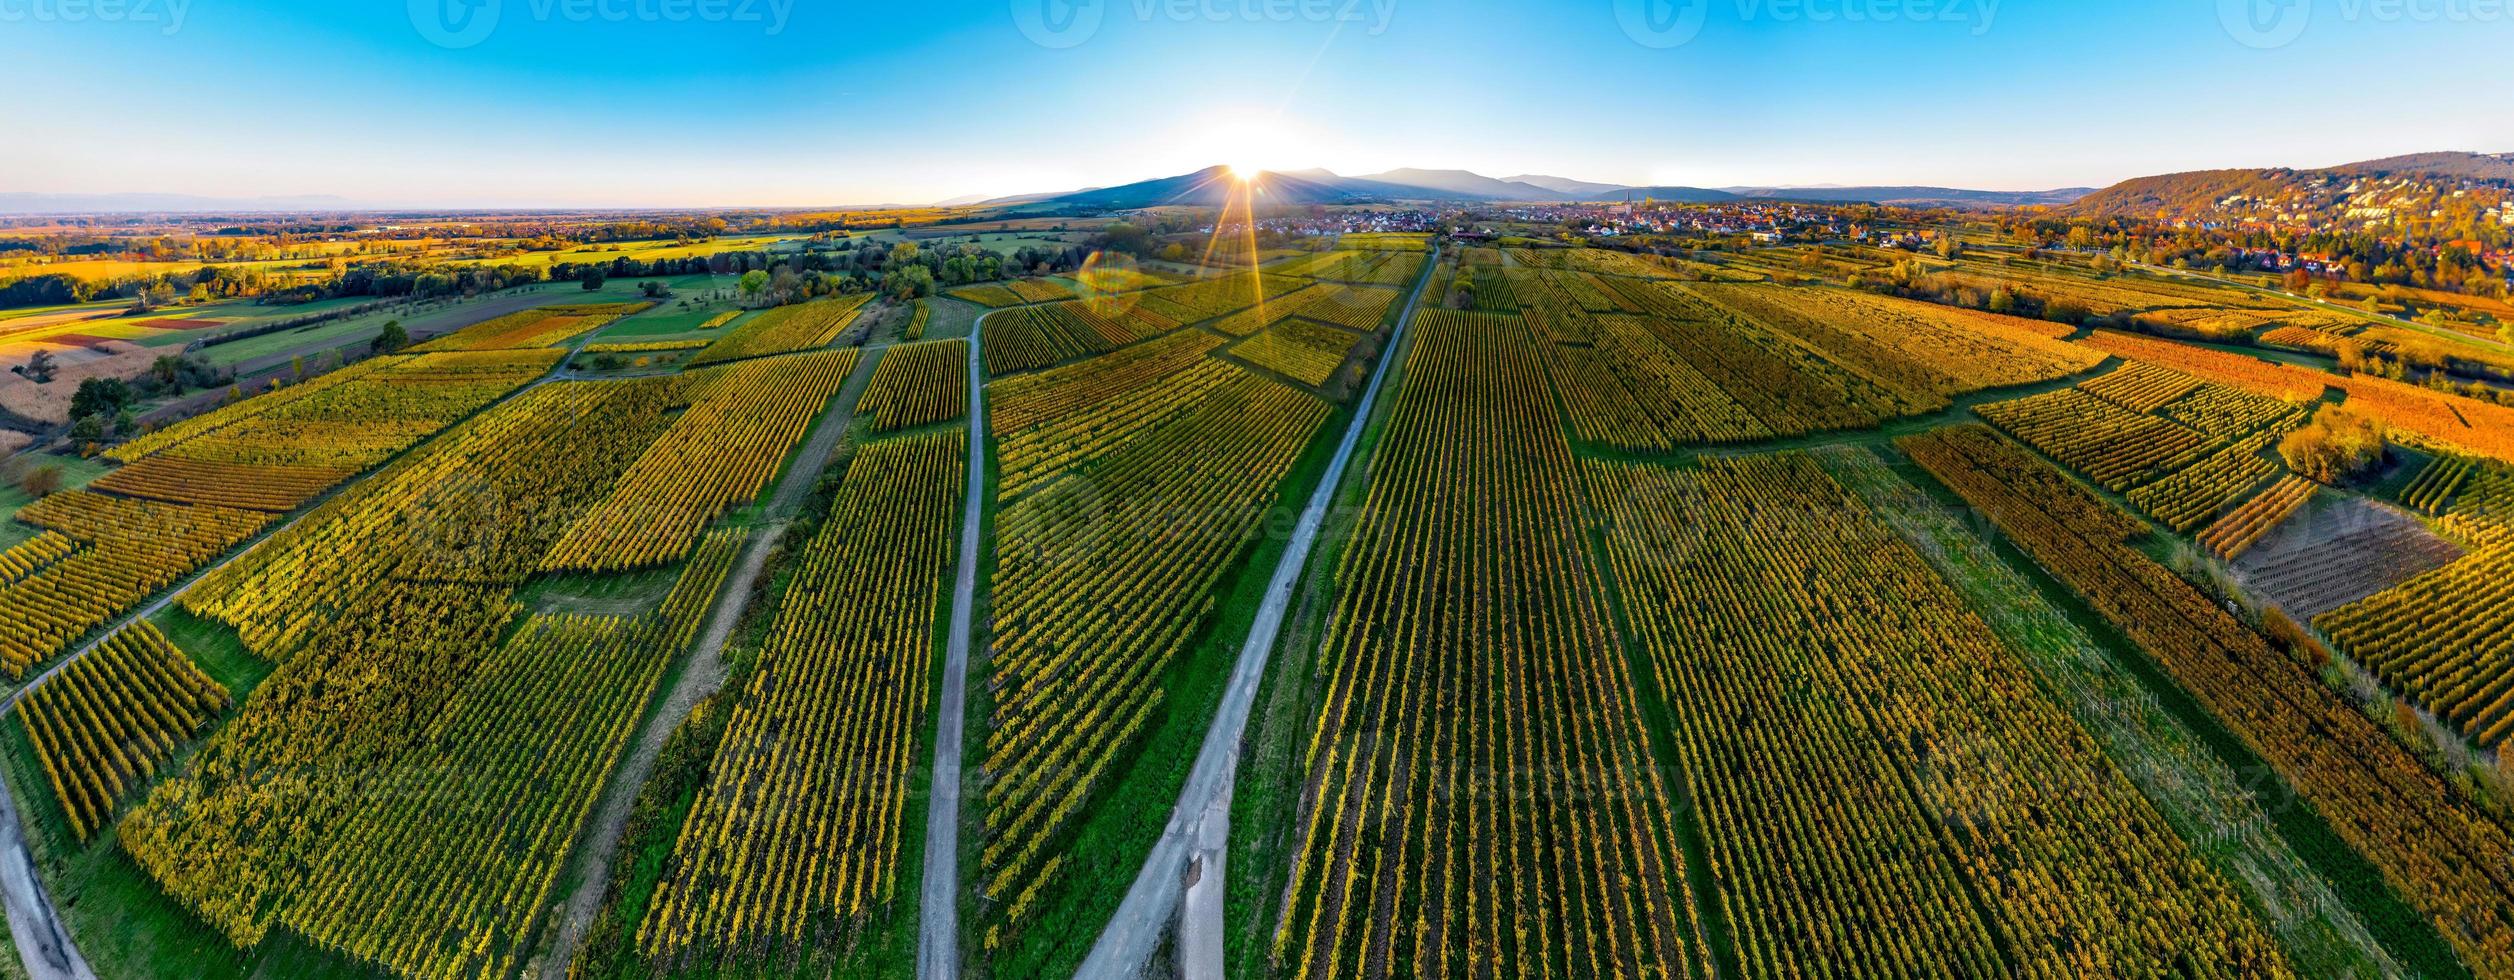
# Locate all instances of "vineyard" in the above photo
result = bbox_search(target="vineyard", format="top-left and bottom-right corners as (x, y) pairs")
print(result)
(2321, 547), (2514, 750)
(1978, 368), (2305, 531)
(0, 491), (269, 678)
(980, 299), (1180, 376)
(639, 431), (964, 963)
(946, 283), (1026, 308)
(2079, 329), (2330, 402)
(1226, 318), (1364, 387)
(1075, 264), (1178, 294)
(689, 293), (872, 366)
(2262, 324), (2399, 359)
(16, 620), (230, 840)
(2073, 360), (2202, 412)
(1687, 284), (2100, 399)
(1587, 452), (2287, 976)
(1005, 277), (1075, 304)
(2130, 305), (2364, 340)
(100, 349), (559, 512)
(1505, 246), (1692, 280)
(987, 329), (1222, 438)
(1133, 272), (1308, 325)
(858, 339), (967, 431)
(582, 338), (711, 354)
(2331, 373), (2514, 463)
(2400, 455), (2476, 515)
(1270, 309), (1713, 979)
(1524, 282), (2086, 452)
(1903, 425), (2514, 976)
(1003, 357), (1270, 496)
(176, 380), (664, 655)
(1264, 250), (1423, 286)
(412, 302), (652, 352)
(903, 298), (931, 341)
(32, 222), (2514, 980)
(122, 371), (750, 978)
(980, 334), (1330, 957)
(1208, 283), (1398, 336)
(538, 351), (857, 573)
(1929, 264), (2287, 322)
(2199, 474), (2316, 559)
(2317, 461), (2514, 751)
(1332, 232), (1427, 251)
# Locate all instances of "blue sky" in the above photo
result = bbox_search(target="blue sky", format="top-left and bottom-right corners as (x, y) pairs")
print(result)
(3, 0), (2507, 207)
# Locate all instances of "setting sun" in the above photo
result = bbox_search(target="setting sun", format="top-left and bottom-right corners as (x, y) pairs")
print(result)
(1181, 110), (1311, 181)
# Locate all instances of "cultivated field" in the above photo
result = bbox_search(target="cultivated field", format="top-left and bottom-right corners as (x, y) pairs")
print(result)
(12, 225), (2514, 980)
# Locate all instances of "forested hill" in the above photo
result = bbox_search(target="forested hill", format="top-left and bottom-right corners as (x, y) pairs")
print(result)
(2073, 152), (2514, 221)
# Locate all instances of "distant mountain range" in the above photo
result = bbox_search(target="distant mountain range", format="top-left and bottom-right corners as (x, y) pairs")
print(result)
(1505, 174), (1630, 197)
(994, 153), (2511, 215)
(988, 167), (2095, 211)
(2069, 151), (2514, 218)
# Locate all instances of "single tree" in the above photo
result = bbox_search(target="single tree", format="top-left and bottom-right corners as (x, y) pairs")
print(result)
(375, 320), (410, 353)
(70, 377), (133, 420)
(19, 464), (61, 499)
(2279, 408), (2386, 484)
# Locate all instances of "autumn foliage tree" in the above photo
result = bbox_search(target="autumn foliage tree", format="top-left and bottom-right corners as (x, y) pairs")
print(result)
(2279, 407), (2387, 484)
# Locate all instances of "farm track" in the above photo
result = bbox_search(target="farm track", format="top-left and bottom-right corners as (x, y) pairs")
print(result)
(1075, 244), (1438, 980)
(0, 770), (86, 980)
(916, 310), (986, 980)
(534, 344), (884, 979)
